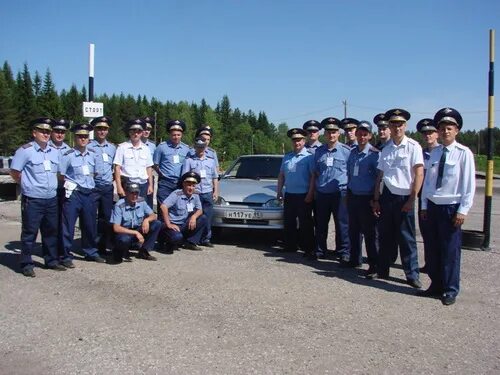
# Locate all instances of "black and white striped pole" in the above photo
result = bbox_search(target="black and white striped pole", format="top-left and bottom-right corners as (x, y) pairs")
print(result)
(89, 43), (95, 102)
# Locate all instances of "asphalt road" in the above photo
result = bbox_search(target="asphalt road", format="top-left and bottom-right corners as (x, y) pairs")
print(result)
(0, 180), (499, 374)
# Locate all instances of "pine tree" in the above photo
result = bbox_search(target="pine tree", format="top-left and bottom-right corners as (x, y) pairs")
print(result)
(37, 69), (63, 117)
(14, 63), (36, 141)
(0, 71), (19, 154)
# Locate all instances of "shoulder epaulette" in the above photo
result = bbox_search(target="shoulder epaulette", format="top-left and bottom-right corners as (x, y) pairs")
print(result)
(87, 148), (95, 153)
(118, 201), (126, 208)
(63, 149), (75, 156)
(159, 141), (166, 145)
(340, 143), (351, 151)
(22, 143), (33, 149)
(137, 197), (145, 202)
(370, 146), (380, 153)
(180, 141), (189, 147)
(407, 138), (419, 145)
(176, 191), (184, 196)
(455, 143), (467, 151)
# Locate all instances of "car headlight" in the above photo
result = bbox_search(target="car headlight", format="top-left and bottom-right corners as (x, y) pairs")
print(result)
(264, 198), (283, 208)
(215, 196), (229, 206)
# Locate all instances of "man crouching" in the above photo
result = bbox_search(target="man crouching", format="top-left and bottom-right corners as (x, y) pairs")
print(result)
(110, 182), (161, 263)
(159, 172), (207, 252)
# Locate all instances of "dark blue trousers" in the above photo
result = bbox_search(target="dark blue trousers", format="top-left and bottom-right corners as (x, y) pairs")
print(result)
(20, 195), (59, 269)
(347, 193), (378, 267)
(92, 184), (114, 252)
(62, 189), (98, 261)
(283, 193), (315, 253)
(163, 214), (207, 245)
(157, 179), (177, 210)
(426, 202), (462, 297)
(114, 220), (162, 259)
(42, 187), (64, 257)
(315, 191), (350, 256)
(199, 192), (213, 243)
(418, 197), (432, 268)
(146, 176), (155, 210)
(377, 188), (419, 280)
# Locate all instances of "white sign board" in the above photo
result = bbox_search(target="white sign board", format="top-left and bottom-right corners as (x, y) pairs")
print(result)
(82, 102), (104, 118)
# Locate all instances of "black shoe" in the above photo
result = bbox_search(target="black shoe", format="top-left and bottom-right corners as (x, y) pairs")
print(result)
(407, 278), (423, 289)
(85, 255), (106, 263)
(138, 249), (157, 261)
(22, 267), (36, 277)
(61, 260), (75, 269)
(108, 257), (123, 265)
(184, 242), (202, 251)
(366, 272), (389, 280)
(417, 288), (441, 298)
(200, 242), (215, 248)
(441, 295), (456, 306)
(365, 267), (377, 278)
(47, 263), (67, 271)
(98, 249), (109, 257)
(304, 252), (317, 261)
(163, 245), (175, 254)
(340, 255), (350, 263)
(277, 247), (297, 253)
(419, 265), (428, 274)
(341, 260), (362, 268)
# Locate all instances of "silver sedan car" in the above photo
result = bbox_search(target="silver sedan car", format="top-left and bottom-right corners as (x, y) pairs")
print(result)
(213, 154), (284, 232)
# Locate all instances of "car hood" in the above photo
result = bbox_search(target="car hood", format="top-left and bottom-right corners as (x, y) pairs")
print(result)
(218, 178), (278, 204)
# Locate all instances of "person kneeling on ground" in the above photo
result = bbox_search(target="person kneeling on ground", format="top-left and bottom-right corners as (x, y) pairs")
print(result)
(159, 171), (207, 252)
(110, 182), (161, 263)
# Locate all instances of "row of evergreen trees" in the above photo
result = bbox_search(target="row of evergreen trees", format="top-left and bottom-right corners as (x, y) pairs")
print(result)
(0, 60), (497, 161)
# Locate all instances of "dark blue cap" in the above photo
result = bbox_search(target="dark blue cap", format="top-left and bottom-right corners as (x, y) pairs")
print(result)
(142, 116), (154, 129)
(126, 118), (147, 131)
(166, 120), (186, 132)
(373, 113), (389, 128)
(52, 118), (70, 130)
(340, 118), (360, 130)
(416, 118), (437, 133)
(180, 171), (201, 184)
(287, 128), (307, 139)
(320, 117), (341, 131)
(30, 117), (54, 130)
(433, 107), (463, 130)
(385, 108), (411, 123)
(196, 125), (213, 137)
(357, 121), (373, 133)
(302, 120), (321, 132)
(71, 123), (93, 135)
(125, 182), (141, 193)
(91, 116), (112, 128)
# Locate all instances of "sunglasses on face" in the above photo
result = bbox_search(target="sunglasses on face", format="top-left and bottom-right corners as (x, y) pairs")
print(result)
(129, 129), (143, 134)
(53, 130), (66, 134)
(76, 135), (89, 139)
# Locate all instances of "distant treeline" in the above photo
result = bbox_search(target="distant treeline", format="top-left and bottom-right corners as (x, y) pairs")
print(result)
(0, 61), (497, 158)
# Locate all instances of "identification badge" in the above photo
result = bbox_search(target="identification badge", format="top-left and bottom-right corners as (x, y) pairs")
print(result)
(186, 202), (194, 212)
(43, 160), (51, 171)
(200, 169), (207, 178)
(288, 162), (296, 173)
(173, 154), (180, 164)
(326, 157), (334, 167)
(102, 153), (109, 162)
(82, 164), (90, 175)
(353, 164), (359, 176)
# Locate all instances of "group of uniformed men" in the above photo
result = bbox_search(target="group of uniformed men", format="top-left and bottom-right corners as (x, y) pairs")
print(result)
(11, 106), (474, 306)
(278, 107), (475, 306)
(10, 116), (219, 276)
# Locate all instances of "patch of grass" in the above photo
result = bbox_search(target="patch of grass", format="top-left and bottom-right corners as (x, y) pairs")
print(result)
(475, 155), (500, 174)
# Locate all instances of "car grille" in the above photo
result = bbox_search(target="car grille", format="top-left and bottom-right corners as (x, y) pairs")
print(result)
(222, 219), (270, 225)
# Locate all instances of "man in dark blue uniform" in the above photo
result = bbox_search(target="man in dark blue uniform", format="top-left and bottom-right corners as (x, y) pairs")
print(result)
(153, 120), (190, 209)
(159, 172), (208, 252)
(373, 113), (391, 151)
(346, 121), (380, 274)
(303, 120), (323, 154)
(59, 123), (104, 266)
(277, 128), (315, 259)
(420, 108), (475, 305)
(314, 117), (352, 262)
(110, 181), (161, 263)
(415, 118), (440, 273)
(10, 118), (64, 276)
(89, 116), (116, 256)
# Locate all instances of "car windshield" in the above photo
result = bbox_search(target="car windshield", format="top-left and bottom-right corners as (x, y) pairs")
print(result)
(224, 156), (282, 179)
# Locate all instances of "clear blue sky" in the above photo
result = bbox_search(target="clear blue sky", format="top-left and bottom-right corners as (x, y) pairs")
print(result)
(1, 0), (499, 130)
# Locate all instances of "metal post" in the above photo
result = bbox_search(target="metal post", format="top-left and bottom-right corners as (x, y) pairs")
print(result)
(154, 111), (157, 144)
(88, 43), (94, 102)
(482, 29), (495, 251)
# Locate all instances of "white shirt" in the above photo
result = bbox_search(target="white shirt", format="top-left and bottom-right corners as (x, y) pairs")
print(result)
(113, 141), (153, 184)
(421, 141), (475, 215)
(377, 136), (423, 196)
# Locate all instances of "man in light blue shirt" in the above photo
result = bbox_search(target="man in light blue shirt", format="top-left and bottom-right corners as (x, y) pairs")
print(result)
(277, 128), (315, 259)
(10, 118), (63, 276)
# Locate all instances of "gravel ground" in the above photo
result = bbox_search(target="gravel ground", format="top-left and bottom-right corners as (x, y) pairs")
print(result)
(0, 180), (499, 374)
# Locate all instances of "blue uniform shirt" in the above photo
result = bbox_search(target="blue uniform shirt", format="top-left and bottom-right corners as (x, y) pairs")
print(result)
(48, 140), (71, 161)
(347, 144), (380, 195)
(182, 155), (217, 194)
(305, 141), (322, 154)
(187, 147), (219, 170)
(280, 147), (314, 194)
(89, 140), (117, 186)
(143, 139), (156, 157)
(60, 148), (96, 189)
(153, 141), (189, 187)
(163, 189), (202, 225)
(110, 197), (153, 228)
(314, 142), (351, 193)
(11, 141), (59, 199)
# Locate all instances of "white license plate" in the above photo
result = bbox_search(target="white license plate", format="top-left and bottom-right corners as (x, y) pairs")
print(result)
(224, 210), (263, 219)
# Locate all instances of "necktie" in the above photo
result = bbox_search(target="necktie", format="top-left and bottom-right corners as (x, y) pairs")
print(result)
(436, 147), (448, 189)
